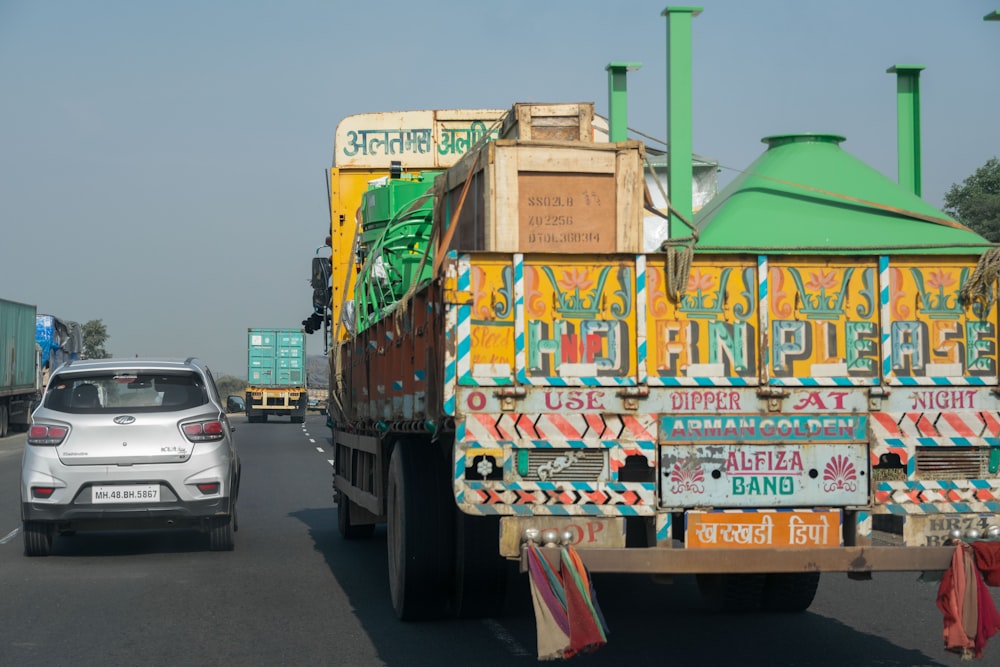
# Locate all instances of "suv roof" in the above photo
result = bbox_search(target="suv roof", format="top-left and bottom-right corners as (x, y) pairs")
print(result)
(52, 357), (210, 374)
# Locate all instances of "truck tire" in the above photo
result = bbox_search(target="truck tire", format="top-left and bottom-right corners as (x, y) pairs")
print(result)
(761, 572), (820, 612)
(453, 512), (508, 618)
(337, 491), (375, 539)
(23, 521), (52, 557)
(696, 573), (766, 612)
(0, 404), (8, 438)
(386, 444), (454, 620)
(291, 396), (307, 424)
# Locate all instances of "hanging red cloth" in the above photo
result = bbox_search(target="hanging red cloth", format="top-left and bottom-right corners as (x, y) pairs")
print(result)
(937, 543), (977, 658)
(973, 564), (1000, 659)
(937, 541), (1000, 660)
(972, 542), (1000, 587)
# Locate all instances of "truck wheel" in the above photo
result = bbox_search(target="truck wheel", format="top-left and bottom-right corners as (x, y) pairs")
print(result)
(0, 404), (8, 438)
(208, 515), (235, 551)
(23, 521), (52, 557)
(696, 573), (766, 612)
(291, 397), (307, 424)
(453, 512), (508, 618)
(761, 572), (820, 612)
(337, 491), (375, 539)
(386, 444), (454, 620)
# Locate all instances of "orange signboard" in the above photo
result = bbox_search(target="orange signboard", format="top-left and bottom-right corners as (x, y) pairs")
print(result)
(685, 510), (842, 549)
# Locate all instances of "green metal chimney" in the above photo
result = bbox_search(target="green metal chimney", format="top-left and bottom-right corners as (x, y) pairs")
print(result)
(887, 65), (924, 197)
(606, 62), (642, 143)
(662, 6), (702, 238)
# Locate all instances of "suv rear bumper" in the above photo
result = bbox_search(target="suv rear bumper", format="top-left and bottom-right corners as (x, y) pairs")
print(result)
(22, 496), (233, 529)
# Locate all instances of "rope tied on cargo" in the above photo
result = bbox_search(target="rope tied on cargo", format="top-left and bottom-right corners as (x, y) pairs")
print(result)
(643, 155), (697, 302)
(961, 246), (1000, 310)
(663, 241), (694, 302)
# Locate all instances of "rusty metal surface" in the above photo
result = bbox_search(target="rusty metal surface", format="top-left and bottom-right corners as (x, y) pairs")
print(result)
(521, 545), (955, 574)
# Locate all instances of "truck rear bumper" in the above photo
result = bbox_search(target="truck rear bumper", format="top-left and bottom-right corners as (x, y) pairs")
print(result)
(522, 545), (956, 574)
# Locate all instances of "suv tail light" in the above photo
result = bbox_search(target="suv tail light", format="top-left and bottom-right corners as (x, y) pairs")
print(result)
(182, 420), (225, 443)
(32, 487), (56, 499)
(27, 424), (69, 446)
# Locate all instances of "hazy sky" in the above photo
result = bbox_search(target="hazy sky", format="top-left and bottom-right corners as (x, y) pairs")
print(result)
(1, 1), (997, 378)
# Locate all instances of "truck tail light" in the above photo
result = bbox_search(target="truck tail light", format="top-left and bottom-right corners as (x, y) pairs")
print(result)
(27, 424), (69, 446)
(181, 420), (225, 443)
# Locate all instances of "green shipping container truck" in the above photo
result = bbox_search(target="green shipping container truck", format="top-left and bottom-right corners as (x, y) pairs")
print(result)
(244, 327), (307, 424)
(0, 297), (41, 437)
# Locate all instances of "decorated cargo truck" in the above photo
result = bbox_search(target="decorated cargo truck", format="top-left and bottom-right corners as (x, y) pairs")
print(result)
(325, 8), (999, 633)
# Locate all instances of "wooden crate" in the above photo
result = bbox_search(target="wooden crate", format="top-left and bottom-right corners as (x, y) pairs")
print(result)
(435, 139), (645, 254)
(499, 102), (594, 142)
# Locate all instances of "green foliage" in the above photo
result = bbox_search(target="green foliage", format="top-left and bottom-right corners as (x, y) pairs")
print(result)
(214, 375), (246, 399)
(81, 319), (111, 359)
(944, 157), (1000, 242)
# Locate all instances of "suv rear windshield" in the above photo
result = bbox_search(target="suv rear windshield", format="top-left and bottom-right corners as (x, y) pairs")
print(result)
(44, 372), (208, 413)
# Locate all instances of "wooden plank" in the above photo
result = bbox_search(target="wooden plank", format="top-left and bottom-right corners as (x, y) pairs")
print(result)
(522, 545), (956, 574)
(493, 146), (518, 250)
(616, 145), (643, 252)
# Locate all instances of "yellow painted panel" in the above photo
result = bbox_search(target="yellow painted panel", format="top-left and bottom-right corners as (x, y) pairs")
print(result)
(522, 257), (637, 380)
(887, 258), (997, 379)
(646, 257), (758, 380)
(468, 258), (516, 373)
(768, 258), (879, 380)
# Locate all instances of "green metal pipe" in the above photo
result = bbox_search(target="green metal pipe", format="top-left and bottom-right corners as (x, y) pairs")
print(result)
(662, 6), (702, 238)
(886, 65), (924, 197)
(605, 62), (642, 143)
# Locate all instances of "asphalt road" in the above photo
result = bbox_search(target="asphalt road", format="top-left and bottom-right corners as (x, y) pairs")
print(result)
(0, 416), (996, 666)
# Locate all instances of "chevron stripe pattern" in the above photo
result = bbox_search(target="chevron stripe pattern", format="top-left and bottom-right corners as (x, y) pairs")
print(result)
(879, 255), (891, 382)
(636, 255), (649, 384)
(443, 253), (461, 416)
(874, 479), (1000, 510)
(456, 412), (657, 515)
(870, 411), (1000, 450)
(759, 254), (770, 382)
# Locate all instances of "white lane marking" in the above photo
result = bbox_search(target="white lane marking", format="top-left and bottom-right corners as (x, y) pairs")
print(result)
(482, 619), (531, 657)
(0, 528), (20, 545)
(309, 438), (316, 444)
(327, 459), (334, 466)
(315, 447), (324, 453)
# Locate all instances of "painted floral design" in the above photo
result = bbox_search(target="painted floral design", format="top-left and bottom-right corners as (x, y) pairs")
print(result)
(823, 454), (858, 493)
(926, 269), (957, 291)
(687, 269), (715, 293)
(557, 268), (595, 292)
(669, 458), (705, 494)
(805, 269), (838, 292)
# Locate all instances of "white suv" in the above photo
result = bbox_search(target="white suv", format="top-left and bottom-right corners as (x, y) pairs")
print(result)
(21, 357), (240, 556)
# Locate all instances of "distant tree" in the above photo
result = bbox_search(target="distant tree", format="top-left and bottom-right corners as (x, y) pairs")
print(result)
(944, 157), (1000, 242)
(81, 319), (111, 359)
(215, 375), (246, 399)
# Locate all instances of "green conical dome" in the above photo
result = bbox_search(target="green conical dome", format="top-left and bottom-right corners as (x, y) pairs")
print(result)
(693, 133), (991, 255)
